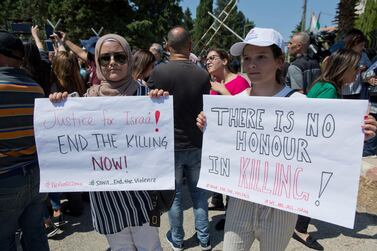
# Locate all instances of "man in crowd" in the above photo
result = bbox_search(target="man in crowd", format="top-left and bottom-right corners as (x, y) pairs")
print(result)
(286, 31), (321, 94)
(0, 30), (49, 251)
(149, 43), (166, 65)
(148, 26), (211, 251)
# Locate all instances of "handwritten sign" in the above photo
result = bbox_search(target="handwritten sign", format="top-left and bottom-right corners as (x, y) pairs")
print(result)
(34, 96), (174, 192)
(197, 95), (368, 228)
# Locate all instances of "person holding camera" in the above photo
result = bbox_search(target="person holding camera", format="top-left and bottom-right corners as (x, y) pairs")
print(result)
(286, 31), (321, 94)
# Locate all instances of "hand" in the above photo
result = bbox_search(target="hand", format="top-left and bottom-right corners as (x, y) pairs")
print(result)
(59, 31), (66, 44)
(148, 89), (169, 98)
(368, 77), (377, 86)
(363, 114), (377, 141)
(31, 25), (39, 39)
(196, 111), (207, 131)
(49, 92), (69, 103)
(210, 80), (231, 95)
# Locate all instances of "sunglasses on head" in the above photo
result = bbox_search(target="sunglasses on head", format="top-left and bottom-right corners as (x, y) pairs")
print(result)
(98, 52), (128, 66)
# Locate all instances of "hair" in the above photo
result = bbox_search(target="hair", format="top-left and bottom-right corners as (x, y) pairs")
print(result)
(132, 49), (155, 80)
(309, 48), (360, 92)
(294, 32), (310, 51)
(344, 29), (367, 50)
(207, 48), (236, 73)
(22, 42), (52, 96)
(167, 26), (191, 53)
(52, 51), (86, 96)
(270, 44), (284, 84)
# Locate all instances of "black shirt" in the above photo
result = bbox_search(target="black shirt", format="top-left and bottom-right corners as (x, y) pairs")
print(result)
(148, 60), (210, 150)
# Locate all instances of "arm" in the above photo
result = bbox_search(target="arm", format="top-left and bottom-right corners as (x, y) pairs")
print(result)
(31, 25), (44, 50)
(287, 65), (304, 93)
(61, 32), (88, 62)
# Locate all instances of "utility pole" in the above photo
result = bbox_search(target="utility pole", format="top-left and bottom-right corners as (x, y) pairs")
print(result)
(301, 0), (307, 31)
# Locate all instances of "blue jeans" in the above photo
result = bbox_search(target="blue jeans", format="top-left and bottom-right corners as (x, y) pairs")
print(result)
(0, 164), (49, 251)
(168, 149), (209, 245)
(49, 193), (61, 210)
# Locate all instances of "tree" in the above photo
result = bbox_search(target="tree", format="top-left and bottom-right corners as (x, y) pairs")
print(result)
(291, 20), (303, 38)
(334, 0), (360, 37)
(355, 0), (377, 37)
(183, 8), (194, 34)
(193, 0), (213, 48)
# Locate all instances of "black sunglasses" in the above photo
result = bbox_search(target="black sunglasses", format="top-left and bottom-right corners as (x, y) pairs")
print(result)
(98, 52), (128, 66)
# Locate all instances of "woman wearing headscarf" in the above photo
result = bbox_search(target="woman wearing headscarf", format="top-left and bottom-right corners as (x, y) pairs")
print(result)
(50, 34), (166, 251)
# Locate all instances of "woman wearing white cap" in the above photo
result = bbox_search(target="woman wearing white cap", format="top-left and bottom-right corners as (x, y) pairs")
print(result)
(197, 27), (377, 251)
(197, 27), (304, 251)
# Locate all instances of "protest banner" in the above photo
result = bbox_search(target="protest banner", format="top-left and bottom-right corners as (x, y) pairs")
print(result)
(34, 96), (174, 193)
(197, 95), (368, 228)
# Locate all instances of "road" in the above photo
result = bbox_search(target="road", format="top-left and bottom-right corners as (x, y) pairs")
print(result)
(46, 186), (377, 251)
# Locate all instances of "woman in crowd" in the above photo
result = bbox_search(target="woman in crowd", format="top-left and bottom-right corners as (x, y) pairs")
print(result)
(197, 27), (377, 251)
(205, 48), (250, 230)
(50, 34), (166, 251)
(51, 51), (87, 96)
(206, 48), (250, 96)
(293, 49), (377, 250)
(132, 49), (155, 95)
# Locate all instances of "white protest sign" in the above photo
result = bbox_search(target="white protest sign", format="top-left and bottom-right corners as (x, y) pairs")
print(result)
(197, 95), (368, 229)
(34, 96), (174, 192)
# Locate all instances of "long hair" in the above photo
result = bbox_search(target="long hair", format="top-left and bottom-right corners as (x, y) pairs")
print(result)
(52, 51), (86, 96)
(207, 48), (236, 73)
(344, 29), (367, 49)
(311, 49), (360, 92)
(270, 44), (284, 84)
(132, 49), (155, 80)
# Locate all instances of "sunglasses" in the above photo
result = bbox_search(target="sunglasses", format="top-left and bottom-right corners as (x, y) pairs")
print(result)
(98, 52), (128, 66)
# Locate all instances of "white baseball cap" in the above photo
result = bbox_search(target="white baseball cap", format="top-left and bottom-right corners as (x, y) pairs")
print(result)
(230, 27), (284, 56)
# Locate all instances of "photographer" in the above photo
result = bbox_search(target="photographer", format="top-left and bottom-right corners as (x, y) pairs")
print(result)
(286, 31), (321, 94)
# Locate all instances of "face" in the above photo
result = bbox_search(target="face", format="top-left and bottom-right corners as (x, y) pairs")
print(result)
(288, 36), (301, 56)
(206, 51), (225, 75)
(242, 45), (283, 85)
(99, 41), (129, 82)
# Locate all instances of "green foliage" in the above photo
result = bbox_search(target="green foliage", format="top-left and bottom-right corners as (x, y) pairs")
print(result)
(193, 0), (213, 47)
(0, 0), (184, 49)
(291, 20), (303, 38)
(355, 0), (377, 39)
(334, 0), (360, 37)
(183, 8), (194, 34)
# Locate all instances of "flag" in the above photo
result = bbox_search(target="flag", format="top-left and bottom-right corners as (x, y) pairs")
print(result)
(309, 12), (320, 34)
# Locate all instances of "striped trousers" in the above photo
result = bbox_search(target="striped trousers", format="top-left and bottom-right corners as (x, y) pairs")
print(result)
(223, 197), (297, 251)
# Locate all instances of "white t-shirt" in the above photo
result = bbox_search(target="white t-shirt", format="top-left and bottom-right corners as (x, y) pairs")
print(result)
(237, 85), (306, 98)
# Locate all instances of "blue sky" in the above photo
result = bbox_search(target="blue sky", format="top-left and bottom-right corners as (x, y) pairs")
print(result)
(180, 0), (339, 42)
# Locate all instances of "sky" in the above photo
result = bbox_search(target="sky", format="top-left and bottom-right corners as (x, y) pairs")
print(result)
(180, 0), (339, 42)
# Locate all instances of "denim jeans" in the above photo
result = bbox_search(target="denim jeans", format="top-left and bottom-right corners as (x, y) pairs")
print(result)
(0, 164), (49, 251)
(168, 149), (209, 245)
(49, 193), (61, 210)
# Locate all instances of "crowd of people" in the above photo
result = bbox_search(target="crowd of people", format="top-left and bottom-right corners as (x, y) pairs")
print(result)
(1, 21), (377, 251)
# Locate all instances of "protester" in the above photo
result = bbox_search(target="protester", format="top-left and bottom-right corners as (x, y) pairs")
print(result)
(0, 30), (49, 251)
(206, 48), (250, 96)
(292, 48), (377, 250)
(132, 49), (155, 95)
(60, 32), (100, 85)
(49, 34), (167, 251)
(148, 26), (211, 251)
(205, 48), (250, 230)
(149, 43), (166, 65)
(286, 31), (321, 94)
